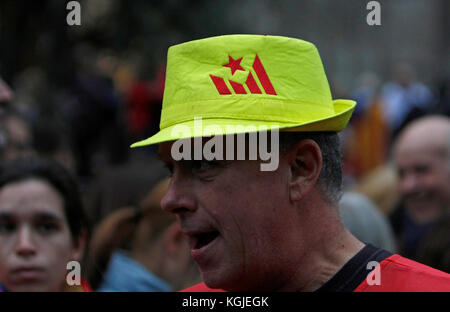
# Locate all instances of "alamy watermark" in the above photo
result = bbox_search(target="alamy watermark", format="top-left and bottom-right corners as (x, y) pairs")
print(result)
(66, 1), (81, 26)
(366, 261), (381, 286)
(66, 260), (81, 286)
(170, 117), (280, 171)
(366, 1), (381, 26)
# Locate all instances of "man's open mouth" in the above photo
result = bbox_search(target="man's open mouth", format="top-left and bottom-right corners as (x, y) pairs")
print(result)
(190, 230), (220, 250)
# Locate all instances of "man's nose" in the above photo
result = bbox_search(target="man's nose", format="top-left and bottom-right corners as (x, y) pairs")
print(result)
(400, 173), (419, 194)
(161, 176), (197, 216)
(15, 226), (37, 257)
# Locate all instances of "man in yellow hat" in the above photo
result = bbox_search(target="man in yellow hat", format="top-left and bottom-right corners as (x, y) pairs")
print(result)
(132, 35), (450, 291)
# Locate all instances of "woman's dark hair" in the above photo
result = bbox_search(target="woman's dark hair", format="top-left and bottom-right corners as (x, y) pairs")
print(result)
(0, 157), (89, 240)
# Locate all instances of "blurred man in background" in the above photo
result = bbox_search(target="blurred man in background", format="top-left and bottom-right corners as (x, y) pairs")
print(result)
(0, 112), (35, 162)
(390, 115), (450, 272)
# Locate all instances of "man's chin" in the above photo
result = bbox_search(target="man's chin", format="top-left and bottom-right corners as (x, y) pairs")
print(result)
(202, 271), (248, 291)
(202, 269), (232, 290)
(406, 201), (443, 224)
(201, 271), (223, 289)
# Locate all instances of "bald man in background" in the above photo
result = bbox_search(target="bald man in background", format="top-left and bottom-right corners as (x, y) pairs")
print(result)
(390, 115), (450, 272)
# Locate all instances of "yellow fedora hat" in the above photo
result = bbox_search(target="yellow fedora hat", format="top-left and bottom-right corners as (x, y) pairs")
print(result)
(131, 34), (356, 147)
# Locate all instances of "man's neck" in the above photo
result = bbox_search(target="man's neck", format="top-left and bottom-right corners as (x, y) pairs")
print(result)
(304, 229), (365, 291)
(277, 221), (365, 292)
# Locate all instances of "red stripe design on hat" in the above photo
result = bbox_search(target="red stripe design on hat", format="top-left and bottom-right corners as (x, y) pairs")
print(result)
(210, 75), (231, 94)
(229, 80), (247, 94)
(252, 55), (277, 95)
(245, 72), (262, 94)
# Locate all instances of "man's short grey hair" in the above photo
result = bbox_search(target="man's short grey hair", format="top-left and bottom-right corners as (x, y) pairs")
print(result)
(279, 131), (343, 204)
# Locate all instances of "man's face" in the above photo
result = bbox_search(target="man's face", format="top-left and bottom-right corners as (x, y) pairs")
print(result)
(395, 143), (450, 224)
(158, 140), (300, 291)
(3, 116), (34, 161)
(0, 179), (81, 291)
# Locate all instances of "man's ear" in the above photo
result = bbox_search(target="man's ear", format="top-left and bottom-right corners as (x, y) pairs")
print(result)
(286, 139), (322, 202)
(71, 229), (88, 261)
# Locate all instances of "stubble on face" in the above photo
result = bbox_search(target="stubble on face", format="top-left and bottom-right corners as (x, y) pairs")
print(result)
(159, 139), (298, 291)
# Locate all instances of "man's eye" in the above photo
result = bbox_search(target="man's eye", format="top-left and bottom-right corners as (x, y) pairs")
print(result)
(192, 160), (221, 173)
(0, 222), (15, 234)
(193, 160), (213, 172)
(192, 160), (228, 177)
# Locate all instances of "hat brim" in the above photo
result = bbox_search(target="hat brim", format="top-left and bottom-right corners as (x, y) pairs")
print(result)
(130, 99), (356, 148)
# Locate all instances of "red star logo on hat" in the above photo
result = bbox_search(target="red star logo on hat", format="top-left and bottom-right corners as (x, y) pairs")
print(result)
(223, 56), (244, 75)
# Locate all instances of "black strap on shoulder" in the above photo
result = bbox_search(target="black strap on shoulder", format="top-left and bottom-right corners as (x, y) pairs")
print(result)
(316, 244), (393, 292)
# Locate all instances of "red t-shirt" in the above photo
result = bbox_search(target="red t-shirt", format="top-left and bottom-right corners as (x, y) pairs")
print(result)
(354, 254), (450, 292)
(181, 244), (450, 292)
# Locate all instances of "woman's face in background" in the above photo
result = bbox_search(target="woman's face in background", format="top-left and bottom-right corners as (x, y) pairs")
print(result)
(0, 179), (82, 291)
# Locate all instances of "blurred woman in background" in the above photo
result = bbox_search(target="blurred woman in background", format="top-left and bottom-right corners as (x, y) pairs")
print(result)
(87, 178), (200, 291)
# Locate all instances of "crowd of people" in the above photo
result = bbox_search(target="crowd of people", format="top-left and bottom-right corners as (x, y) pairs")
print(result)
(0, 34), (449, 292)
